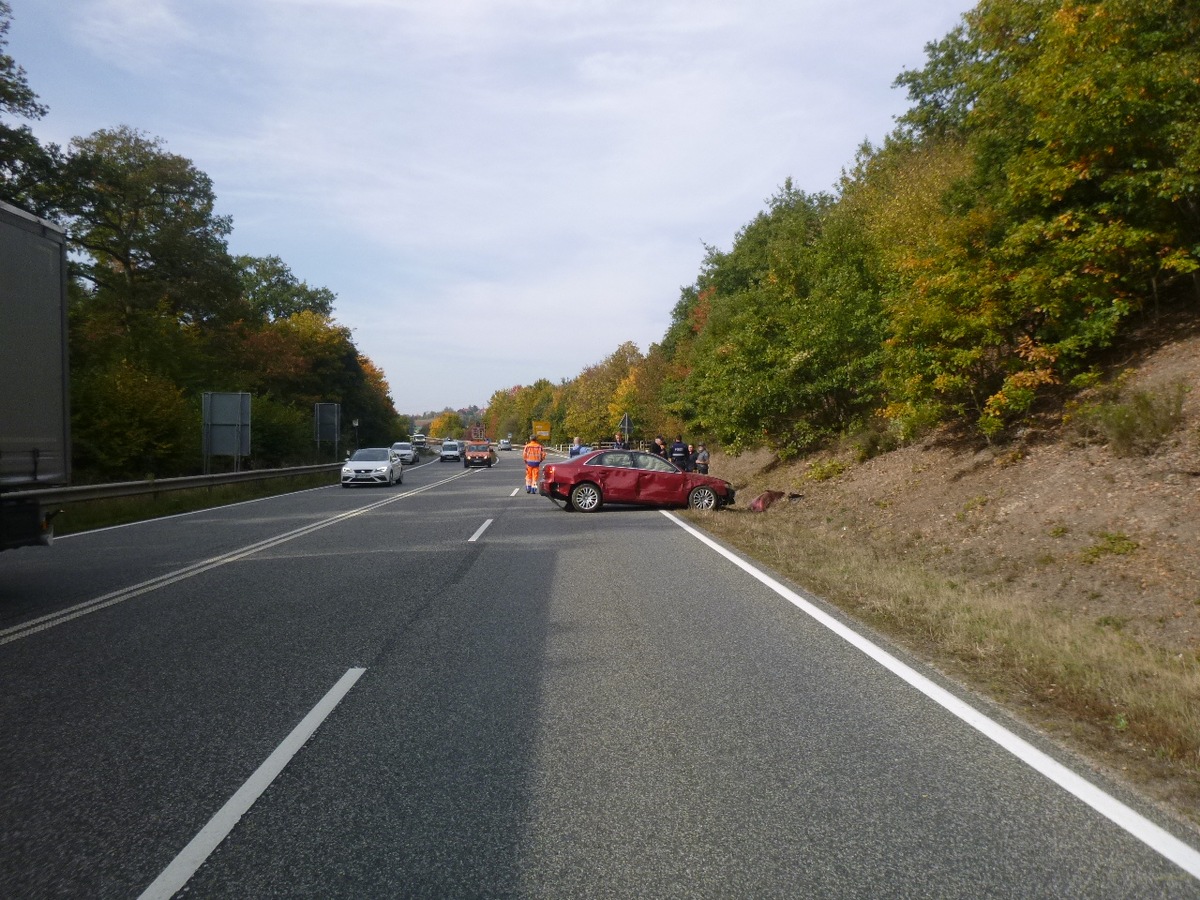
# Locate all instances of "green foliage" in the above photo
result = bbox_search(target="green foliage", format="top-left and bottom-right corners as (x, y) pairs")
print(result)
(237, 255), (335, 322)
(1082, 531), (1140, 563)
(883, 0), (1200, 437)
(0, 1), (59, 212)
(71, 360), (195, 479)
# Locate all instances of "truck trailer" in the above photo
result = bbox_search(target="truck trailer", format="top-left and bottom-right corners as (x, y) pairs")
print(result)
(0, 200), (70, 550)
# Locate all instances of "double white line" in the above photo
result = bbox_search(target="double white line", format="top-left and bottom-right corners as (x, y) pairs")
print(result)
(1, 473), (472, 647)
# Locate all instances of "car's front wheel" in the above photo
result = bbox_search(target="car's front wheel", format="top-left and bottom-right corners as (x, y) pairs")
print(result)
(570, 482), (603, 512)
(688, 485), (718, 510)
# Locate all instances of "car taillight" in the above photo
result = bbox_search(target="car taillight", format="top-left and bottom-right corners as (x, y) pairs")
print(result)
(545, 465), (554, 479)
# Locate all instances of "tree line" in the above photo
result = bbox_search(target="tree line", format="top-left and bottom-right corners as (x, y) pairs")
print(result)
(1, 2), (404, 480)
(486, 0), (1199, 455)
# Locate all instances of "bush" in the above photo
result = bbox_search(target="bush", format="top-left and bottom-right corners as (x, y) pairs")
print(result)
(1069, 379), (1188, 457)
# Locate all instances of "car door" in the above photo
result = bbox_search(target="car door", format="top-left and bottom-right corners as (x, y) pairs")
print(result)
(633, 451), (688, 505)
(584, 451), (639, 502)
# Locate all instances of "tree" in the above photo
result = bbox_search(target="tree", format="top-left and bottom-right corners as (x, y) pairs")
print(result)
(237, 254), (335, 322)
(0, 1), (58, 212)
(60, 126), (244, 329)
(428, 410), (463, 438)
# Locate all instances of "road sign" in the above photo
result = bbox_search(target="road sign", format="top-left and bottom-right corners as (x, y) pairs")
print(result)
(532, 420), (551, 439)
(619, 412), (632, 437)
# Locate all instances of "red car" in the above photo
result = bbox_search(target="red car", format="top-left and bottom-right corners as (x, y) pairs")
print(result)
(539, 449), (735, 512)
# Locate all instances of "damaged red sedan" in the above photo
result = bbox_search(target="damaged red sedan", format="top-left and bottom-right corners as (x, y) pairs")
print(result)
(539, 449), (735, 512)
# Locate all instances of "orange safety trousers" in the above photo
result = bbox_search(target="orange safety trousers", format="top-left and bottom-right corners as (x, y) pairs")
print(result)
(523, 442), (544, 489)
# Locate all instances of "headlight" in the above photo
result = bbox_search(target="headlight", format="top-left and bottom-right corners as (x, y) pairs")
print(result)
(341, 466), (352, 474)
(373, 465), (388, 473)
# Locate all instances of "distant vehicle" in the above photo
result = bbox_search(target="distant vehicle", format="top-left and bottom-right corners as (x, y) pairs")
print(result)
(1, 201), (70, 551)
(411, 433), (427, 448)
(539, 449), (735, 512)
(390, 441), (418, 464)
(463, 441), (496, 468)
(341, 447), (404, 487)
(439, 440), (462, 462)
(497, 439), (512, 451)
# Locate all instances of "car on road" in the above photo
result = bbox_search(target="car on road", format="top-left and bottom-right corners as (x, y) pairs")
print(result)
(341, 447), (404, 487)
(390, 441), (418, 465)
(497, 439), (512, 451)
(463, 441), (496, 468)
(411, 433), (426, 448)
(439, 440), (463, 462)
(539, 449), (734, 512)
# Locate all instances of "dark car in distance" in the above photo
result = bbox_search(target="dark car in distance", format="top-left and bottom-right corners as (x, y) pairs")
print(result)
(538, 449), (734, 512)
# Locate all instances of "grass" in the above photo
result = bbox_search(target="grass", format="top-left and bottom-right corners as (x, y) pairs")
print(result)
(1068, 377), (1188, 456)
(685, 504), (1200, 816)
(50, 471), (336, 536)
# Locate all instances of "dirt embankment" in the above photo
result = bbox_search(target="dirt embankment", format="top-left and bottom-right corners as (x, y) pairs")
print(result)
(699, 315), (1200, 824)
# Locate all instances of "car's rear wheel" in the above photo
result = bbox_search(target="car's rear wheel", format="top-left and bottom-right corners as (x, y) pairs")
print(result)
(570, 482), (602, 512)
(688, 485), (718, 510)
(397, 469), (403, 484)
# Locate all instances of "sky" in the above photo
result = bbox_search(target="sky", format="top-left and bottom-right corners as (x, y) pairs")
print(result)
(7, 0), (970, 415)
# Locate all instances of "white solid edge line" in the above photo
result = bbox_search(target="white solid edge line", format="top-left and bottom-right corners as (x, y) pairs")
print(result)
(137, 667), (367, 900)
(468, 518), (494, 543)
(662, 511), (1200, 881)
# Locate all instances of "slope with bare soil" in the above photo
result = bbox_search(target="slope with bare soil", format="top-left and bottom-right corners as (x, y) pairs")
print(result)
(689, 318), (1200, 829)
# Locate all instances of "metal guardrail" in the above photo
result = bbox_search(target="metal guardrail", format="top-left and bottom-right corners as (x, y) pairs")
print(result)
(2, 463), (342, 505)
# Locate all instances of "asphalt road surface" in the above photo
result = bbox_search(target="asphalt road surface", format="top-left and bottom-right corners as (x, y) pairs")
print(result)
(2, 452), (1198, 898)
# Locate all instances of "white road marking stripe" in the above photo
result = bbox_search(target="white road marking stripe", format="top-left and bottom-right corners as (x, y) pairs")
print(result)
(136, 667), (366, 900)
(510, 488), (521, 496)
(1, 472), (474, 646)
(468, 519), (493, 543)
(663, 510), (1200, 881)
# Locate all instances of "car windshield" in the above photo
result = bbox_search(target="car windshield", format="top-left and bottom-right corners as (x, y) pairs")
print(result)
(351, 448), (388, 461)
(393, 443), (412, 450)
(468, 444), (487, 451)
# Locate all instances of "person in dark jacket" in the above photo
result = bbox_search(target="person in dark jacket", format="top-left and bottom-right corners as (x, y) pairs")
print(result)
(649, 436), (666, 457)
(669, 436), (688, 469)
(694, 444), (710, 474)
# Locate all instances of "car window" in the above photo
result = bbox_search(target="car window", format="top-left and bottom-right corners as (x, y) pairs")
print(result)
(352, 449), (388, 461)
(634, 452), (678, 473)
(588, 451), (634, 469)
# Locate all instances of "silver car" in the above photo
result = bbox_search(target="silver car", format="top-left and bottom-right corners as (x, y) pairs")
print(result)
(341, 447), (404, 487)
(439, 440), (462, 462)
(390, 441), (418, 465)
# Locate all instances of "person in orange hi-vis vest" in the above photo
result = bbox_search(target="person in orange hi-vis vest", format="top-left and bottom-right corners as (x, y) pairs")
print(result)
(522, 435), (546, 494)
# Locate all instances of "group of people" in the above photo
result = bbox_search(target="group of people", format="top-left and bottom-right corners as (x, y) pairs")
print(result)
(649, 435), (709, 474)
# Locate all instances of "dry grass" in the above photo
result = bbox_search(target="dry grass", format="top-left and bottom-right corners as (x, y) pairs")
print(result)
(684, 383), (1200, 826)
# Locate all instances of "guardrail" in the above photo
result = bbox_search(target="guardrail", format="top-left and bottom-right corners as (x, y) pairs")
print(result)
(2, 463), (343, 505)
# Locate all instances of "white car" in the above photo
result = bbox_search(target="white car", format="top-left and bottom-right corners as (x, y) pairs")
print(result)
(342, 447), (404, 487)
(440, 440), (462, 462)
(391, 441), (418, 464)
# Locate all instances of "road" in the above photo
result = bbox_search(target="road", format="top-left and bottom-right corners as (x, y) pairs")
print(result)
(1, 452), (1198, 898)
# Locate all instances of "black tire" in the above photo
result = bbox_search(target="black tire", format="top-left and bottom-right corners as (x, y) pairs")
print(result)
(570, 482), (602, 513)
(688, 485), (718, 510)
(397, 469), (403, 484)
(341, 483), (349, 488)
